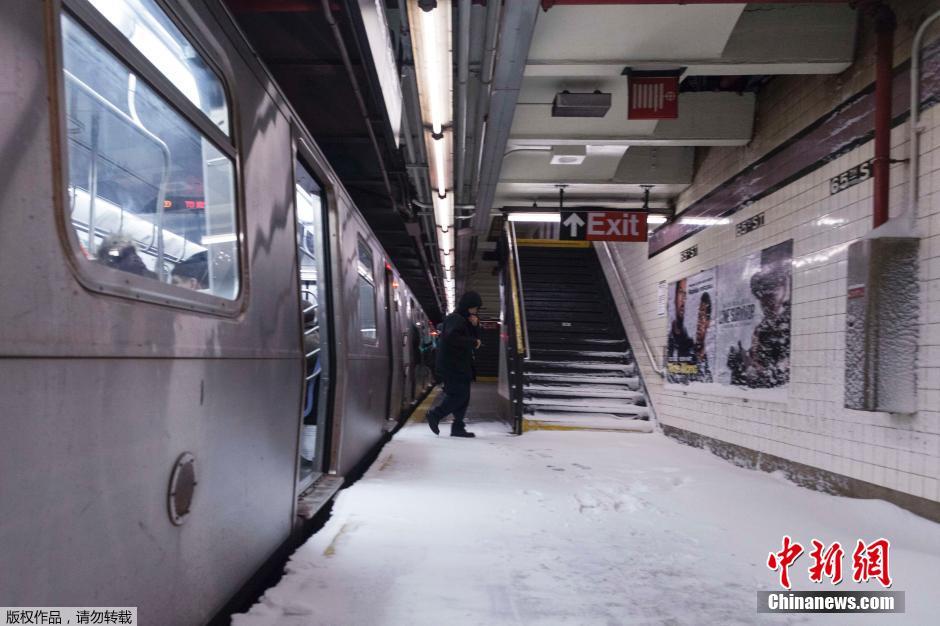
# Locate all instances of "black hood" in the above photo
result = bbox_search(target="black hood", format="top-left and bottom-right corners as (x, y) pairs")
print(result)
(457, 291), (482, 315)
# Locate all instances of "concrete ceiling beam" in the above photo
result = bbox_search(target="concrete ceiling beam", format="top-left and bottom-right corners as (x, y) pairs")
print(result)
(524, 3), (855, 77)
(509, 91), (755, 146)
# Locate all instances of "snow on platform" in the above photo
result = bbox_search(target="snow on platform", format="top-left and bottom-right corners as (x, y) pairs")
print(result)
(234, 422), (940, 626)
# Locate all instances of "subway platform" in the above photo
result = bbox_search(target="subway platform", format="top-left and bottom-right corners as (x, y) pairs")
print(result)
(233, 384), (940, 626)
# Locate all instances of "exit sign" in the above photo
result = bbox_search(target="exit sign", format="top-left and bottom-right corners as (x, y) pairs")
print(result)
(560, 211), (648, 242)
(627, 71), (679, 120)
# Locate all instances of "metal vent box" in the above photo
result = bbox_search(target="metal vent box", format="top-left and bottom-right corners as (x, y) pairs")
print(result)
(552, 92), (612, 118)
(844, 236), (919, 413)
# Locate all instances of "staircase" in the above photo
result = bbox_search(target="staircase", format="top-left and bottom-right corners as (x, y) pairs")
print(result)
(517, 242), (652, 432)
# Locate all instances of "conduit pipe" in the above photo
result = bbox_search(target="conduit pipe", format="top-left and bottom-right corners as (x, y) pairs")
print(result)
(909, 8), (940, 231)
(469, 0), (501, 198)
(868, 1), (895, 229)
(321, 0), (399, 215)
(455, 0), (471, 204)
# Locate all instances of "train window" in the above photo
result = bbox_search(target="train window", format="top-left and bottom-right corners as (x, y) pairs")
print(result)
(357, 238), (378, 345)
(60, 12), (240, 300)
(85, 0), (229, 134)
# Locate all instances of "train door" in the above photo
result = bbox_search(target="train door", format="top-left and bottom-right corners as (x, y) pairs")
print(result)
(383, 266), (402, 420)
(294, 157), (331, 487)
(402, 297), (415, 408)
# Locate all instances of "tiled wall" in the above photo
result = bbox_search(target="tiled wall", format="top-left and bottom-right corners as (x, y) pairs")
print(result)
(603, 1), (940, 505)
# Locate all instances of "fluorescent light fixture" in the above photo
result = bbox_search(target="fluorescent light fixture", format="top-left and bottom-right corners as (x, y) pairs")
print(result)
(507, 212), (667, 225)
(432, 180), (453, 229)
(507, 212), (561, 223)
(433, 140), (448, 197)
(679, 217), (731, 226)
(201, 233), (238, 245)
(418, 6), (447, 134)
(409, 0), (453, 309)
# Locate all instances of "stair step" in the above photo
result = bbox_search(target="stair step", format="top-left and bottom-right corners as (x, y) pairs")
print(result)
(528, 335), (626, 345)
(525, 396), (645, 410)
(525, 413), (654, 433)
(528, 349), (629, 361)
(524, 384), (641, 398)
(527, 322), (620, 335)
(524, 373), (639, 386)
(522, 300), (613, 313)
(526, 401), (649, 416)
(526, 360), (634, 372)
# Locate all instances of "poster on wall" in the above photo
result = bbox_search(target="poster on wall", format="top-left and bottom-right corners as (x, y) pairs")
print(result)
(665, 240), (793, 402)
(665, 269), (716, 384)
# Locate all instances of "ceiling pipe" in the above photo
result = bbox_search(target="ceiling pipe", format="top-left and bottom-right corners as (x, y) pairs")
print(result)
(454, 0), (471, 205)
(856, 0), (896, 229)
(468, 0), (502, 200)
(320, 0), (400, 217)
(541, 0), (848, 8)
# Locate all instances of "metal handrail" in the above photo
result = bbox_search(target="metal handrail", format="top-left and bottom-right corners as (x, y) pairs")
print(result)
(598, 242), (665, 377)
(509, 221), (531, 360)
(505, 224), (525, 356)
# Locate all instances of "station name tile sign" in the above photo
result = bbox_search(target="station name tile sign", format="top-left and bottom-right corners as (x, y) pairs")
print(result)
(560, 210), (648, 242)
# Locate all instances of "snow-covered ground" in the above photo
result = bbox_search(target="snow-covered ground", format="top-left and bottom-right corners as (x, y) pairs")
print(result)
(234, 419), (940, 625)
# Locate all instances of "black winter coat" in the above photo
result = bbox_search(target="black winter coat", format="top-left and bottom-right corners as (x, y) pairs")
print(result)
(435, 312), (478, 384)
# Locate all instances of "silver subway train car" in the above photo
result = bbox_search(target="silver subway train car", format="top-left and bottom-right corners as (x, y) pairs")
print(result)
(0, 0), (435, 622)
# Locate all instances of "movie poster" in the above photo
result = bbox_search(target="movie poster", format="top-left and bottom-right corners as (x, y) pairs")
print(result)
(715, 240), (792, 401)
(664, 240), (793, 402)
(665, 269), (716, 385)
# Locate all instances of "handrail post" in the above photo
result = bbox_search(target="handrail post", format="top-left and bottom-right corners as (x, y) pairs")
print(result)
(502, 226), (527, 434)
(509, 221), (531, 360)
(599, 242), (665, 378)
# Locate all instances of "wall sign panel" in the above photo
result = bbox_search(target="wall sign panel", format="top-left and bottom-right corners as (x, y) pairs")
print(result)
(666, 240), (793, 403)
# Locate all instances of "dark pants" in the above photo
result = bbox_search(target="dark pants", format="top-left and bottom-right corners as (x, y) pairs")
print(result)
(428, 379), (471, 432)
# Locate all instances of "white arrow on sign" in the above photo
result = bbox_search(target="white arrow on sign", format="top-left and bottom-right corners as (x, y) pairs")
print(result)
(563, 212), (585, 238)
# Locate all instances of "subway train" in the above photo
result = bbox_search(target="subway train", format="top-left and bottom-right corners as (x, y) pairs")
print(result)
(0, 0), (436, 622)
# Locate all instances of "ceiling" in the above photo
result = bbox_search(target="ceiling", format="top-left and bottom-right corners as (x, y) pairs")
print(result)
(224, 0), (444, 321)
(487, 2), (857, 215)
(219, 0), (860, 311)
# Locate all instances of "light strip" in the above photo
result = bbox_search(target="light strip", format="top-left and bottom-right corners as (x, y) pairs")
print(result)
(420, 8), (445, 135)
(507, 212), (560, 223)
(506, 213), (669, 225)
(433, 140), (447, 198)
(409, 1), (454, 311)
(201, 233), (238, 245)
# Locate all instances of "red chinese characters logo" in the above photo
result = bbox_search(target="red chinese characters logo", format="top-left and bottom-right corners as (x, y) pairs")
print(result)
(767, 536), (804, 590)
(852, 538), (892, 587)
(808, 540), (844, 584)
(768, 537), (892, 589)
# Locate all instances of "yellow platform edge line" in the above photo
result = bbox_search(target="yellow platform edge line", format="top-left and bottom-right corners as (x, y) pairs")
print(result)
(516, 239), (591, 249)
(409, 387), (442, 424)
(476, 376), (498, 382)
(523, 419), (653, 433)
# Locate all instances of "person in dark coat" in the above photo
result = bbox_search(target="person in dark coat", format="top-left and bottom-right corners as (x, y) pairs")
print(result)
(426, 291), (482, 438)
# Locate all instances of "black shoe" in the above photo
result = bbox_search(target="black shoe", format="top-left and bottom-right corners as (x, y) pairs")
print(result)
(427, 412), (441, 435)
(450, 429), (475, 438)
